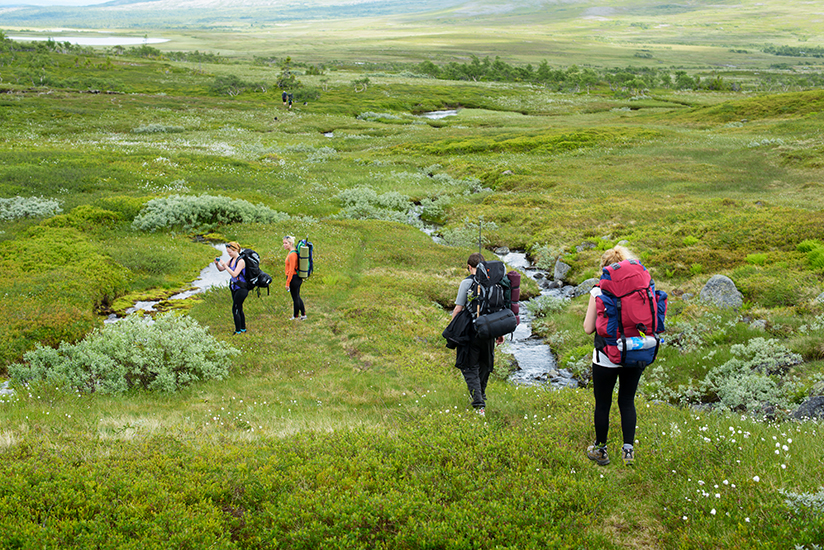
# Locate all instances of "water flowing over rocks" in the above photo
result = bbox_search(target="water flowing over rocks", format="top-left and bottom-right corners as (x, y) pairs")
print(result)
(699, 274), (744, 309)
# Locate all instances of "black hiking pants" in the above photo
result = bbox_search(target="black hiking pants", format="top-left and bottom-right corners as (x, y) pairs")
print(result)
(457, 337), (495, 409)
(289, 276), (305, 317)
(592, 364), (645, 446)
(231, 286), (248, 332)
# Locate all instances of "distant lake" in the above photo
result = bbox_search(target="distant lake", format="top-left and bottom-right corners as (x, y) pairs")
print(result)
(8, 35), (169, 46)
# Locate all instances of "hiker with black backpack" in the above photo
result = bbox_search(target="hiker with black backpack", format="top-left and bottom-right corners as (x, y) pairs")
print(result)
(282, 235), (306, 320)
(215, 241), (248, 335)
(448, 253), (513, 417)
(583, 245), (667, 466)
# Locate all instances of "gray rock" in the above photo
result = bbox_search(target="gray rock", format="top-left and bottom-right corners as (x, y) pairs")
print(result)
(554, 259), (572, 281)
(575, 241), (596, 253)
(681, 293), (694, 301)
(749, 319), (767, 331)
(792, 396), (824, 421)
(699, 275), (744, 310)
(573, 278), (599, 298)
(533, 272), (545, 280)
(815, 292), (824, 304)
(0, 381), (13, 396)
(494, 246), (510, 255)
(810, 381), (824, 397)
(544, 279), (563, 290)
(502, 170), (514, 176)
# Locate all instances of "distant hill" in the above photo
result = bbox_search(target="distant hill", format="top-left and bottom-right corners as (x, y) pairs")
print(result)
(0, 0), (470, 28)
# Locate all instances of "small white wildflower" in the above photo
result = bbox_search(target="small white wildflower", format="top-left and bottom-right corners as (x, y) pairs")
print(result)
(753, 476), (760, 482)
(710, 508), (716, 515)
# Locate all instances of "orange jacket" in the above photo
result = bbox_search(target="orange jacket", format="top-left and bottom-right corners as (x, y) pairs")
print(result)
(285, 250), (298, 286)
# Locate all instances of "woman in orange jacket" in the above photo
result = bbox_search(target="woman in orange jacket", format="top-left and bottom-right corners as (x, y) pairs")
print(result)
(282, 235), (306, 320)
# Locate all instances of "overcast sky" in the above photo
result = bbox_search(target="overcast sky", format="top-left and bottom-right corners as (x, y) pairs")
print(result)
(0, 0), (113, 5)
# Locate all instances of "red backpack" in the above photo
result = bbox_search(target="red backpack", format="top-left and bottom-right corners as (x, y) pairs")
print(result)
(594, 259), (667, 367)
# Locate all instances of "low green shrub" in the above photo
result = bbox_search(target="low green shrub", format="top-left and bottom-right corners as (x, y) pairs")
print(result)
(796, 239), (822, 253)
(699, 337), (803, 413)
(809, 246), (824, 269)
(333, 186), (418, 226)
(746, 253), (768, 266)
(682, 235), (700, 246)
(0, 196), (62, 221)
(132, 194), (290, 232)
(9, 312), (239, 394)
(526, 294), (567, 318)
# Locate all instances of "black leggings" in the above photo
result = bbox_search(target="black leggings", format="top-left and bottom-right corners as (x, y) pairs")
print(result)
(592, 364), (645, 446)
(231, 286), (248, 332)
(289, 276), (305, 317)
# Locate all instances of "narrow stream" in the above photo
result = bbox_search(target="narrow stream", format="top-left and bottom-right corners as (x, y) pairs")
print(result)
(496, 251), (577, 389)
(104, 244), (231, 323)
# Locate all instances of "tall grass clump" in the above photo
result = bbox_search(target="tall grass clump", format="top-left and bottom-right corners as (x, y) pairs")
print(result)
(0, 196), (62, 221)
(132, 194), (289, 232)
(9, 312), (238, 394)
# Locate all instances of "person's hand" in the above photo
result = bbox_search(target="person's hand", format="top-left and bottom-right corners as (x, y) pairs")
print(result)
(496, 336), (505, 345)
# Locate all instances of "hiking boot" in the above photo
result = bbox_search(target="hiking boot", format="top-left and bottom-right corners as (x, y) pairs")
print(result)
(300, 315), (307, 321)
(621, 445), (635, 466)
(587, 444), (610, 466)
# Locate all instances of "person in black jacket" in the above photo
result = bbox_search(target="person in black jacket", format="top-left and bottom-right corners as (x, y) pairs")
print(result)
(450, 253), (503, 416)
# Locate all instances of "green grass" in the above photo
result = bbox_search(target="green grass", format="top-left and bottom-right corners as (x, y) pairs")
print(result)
(2, 10), (824, 546)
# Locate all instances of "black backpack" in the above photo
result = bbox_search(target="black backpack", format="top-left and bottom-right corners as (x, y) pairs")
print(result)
(239, 248), (272, 295)
(470, 260), (517, 339)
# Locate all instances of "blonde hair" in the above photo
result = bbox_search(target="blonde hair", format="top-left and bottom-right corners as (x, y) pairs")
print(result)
(600, 245), (635, 268)
(283, 235), (295, 248)
(227, 241), (241, 252)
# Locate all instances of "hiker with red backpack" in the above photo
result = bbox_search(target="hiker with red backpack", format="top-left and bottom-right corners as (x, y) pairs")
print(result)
(583, 246), (667, 466)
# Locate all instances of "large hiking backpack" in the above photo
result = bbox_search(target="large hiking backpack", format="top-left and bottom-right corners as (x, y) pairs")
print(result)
(594, 259), (667, 367)
(470, 260), (517, 339)
(297, 238), (314, 279)
(239, 248), (272, 295)
(506, 270), (521, 325)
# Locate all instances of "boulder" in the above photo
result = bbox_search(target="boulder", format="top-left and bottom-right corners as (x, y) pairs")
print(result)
(494, 246), (510, 255)
(815, 291), (824, 304)
(573, 278), (599, 298)
(749, 319), (767, 331)
(554, 259), (572, 281)
(699, 275), (744, 309)
(792, 396), (824, 421)
(575, 241), (596, 253)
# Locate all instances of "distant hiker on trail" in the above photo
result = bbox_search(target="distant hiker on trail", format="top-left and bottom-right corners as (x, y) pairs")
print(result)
(287, 92), (293, 109)
(215, 241), (248, 335)
(447, 253), (504, 417)
(283, 235), (306, 320)
(282, 90), (288, 106)
(583, 245), (667, 467)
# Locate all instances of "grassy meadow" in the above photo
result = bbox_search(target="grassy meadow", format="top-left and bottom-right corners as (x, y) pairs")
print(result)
(2, 2), (824, 546)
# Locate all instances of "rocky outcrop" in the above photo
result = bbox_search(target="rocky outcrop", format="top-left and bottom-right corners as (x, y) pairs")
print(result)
(573, 278), (599, 298)
(792, 396), (824, 420)
(699, 275), (744, 309)
(554, 259), (572, 281)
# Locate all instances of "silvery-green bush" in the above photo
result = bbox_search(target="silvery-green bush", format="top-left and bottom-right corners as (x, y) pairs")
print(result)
(0, 196), (62, 221)
(132, 194), (289, 231)
(9, 313), (239, 394)
(699, 337), (803, 412)
(333, 186), (419, 226)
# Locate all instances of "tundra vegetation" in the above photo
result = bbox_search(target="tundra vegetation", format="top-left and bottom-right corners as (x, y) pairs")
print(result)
(1, 2), (824, 545)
